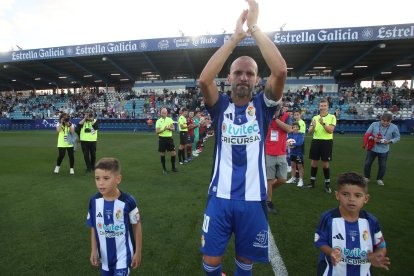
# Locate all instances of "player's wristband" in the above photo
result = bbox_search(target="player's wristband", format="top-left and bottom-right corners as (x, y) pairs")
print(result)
(249, 24), (260, 34)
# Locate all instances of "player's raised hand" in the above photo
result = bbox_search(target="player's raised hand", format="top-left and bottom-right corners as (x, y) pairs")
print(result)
(368, 251), (390, 270)
(245, 0), (259, 29)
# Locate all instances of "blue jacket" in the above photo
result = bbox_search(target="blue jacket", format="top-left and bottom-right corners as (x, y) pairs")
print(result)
(365, 121), (400, 153)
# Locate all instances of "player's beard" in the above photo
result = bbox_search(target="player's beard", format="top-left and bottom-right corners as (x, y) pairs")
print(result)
(232, 83), (253, 100)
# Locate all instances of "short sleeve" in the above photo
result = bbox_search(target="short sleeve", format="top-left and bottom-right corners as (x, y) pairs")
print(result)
(129, 207), (140, 224)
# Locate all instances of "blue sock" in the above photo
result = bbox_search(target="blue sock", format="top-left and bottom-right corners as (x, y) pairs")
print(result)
(235, 258), (253, 276)
(202, 260), (222, 276)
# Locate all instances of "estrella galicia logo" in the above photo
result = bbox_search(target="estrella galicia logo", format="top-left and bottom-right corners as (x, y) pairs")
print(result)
(253, 230), (268, 248)
(139, 41), (148, 50)
(361, 28), (374, 40)
(158, 39), (169, 50)
(65, 47), (74, 55)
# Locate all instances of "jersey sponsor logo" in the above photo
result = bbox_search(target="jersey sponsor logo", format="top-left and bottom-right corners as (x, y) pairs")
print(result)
(333, 246), (368, 258)
(253, 230), (268, 248)
(221, 121), (261, 145)
(97, 222), (125, 238)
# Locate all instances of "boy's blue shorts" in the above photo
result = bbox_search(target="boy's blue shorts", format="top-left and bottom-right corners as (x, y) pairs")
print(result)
(200, 196), (269, 263)
(101, 267), (129, 276)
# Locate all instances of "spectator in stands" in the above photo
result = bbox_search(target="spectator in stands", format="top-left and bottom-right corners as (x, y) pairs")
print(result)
(54, 112), (76, 175)
(198, 0), (287, 274)
(305, 98), (336, 193)
(76, 112), (98, 173)
(363, 113), (400, 186)
(265, 107), (292, 214)
(155, 108), (178, 175)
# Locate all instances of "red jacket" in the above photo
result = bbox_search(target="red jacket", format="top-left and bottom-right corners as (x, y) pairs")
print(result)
(265, 112), (290, 156)
(362, 133), (375, 151)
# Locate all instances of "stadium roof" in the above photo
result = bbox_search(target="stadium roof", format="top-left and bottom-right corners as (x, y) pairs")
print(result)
(0, 23), (413, 92)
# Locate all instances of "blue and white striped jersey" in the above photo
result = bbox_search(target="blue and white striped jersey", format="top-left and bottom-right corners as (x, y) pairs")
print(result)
(86, 191), (140, 271)
(315, 208), (386, 276)
(206, 92), (278, 201)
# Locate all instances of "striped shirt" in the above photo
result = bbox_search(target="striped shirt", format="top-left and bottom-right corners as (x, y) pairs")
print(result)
(86, 191), (140, 271)
(206, 92), (279, 201)
(315, 208), (386, 276)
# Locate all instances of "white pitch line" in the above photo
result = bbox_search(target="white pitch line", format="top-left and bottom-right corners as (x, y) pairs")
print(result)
(268, 225), (288, 276)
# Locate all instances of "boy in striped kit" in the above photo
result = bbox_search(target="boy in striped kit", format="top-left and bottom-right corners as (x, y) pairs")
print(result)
(314, 172), (390, 275)
(87, 157), (142, 275)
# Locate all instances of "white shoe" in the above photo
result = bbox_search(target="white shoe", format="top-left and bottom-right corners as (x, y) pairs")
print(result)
(297, 179), (304, 187)
(286, 177), (296, 184)
(192, 151), (199, 157)
(287, 166), (292, 173)
(70, 168), (75, 175)
(54, 166), (60, 174)
(377, 180), (384, 186)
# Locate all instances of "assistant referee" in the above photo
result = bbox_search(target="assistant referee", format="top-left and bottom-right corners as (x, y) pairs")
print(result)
(155, 108), (178, 175)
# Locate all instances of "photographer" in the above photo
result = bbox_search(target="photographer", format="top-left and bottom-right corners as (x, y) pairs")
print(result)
(54, 113), (76, 175)
(76, 112), (99, 173)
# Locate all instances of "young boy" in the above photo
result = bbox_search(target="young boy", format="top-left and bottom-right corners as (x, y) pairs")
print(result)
(314, 172), (390, 275)
(87, 157), (142, 275)
(286, 122), (305, 187)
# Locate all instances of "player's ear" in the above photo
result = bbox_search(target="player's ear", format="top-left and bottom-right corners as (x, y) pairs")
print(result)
(116, 174), (123, 184)
(335, 191), (340, 201)
(364, 193), (370, 204)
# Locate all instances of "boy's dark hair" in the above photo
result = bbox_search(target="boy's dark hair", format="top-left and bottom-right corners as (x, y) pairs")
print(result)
(95, 157), (121, 174)
(292, 121), (300, 128)
(336, 172), (367, 192)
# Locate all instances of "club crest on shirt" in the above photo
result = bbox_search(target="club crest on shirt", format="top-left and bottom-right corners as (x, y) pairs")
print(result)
(363, 230), (369, 241)
(247, 106), (255, 116)
(115, 209), (123, 221)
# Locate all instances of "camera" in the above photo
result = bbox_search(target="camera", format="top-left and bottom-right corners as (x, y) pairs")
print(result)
(64, 117), (70, 122)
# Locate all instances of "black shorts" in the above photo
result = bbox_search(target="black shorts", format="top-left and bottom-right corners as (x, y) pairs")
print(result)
(309, 139), (333, 161)
(290, 155), (303, 164)
(179, 131), (189, 145)
(158, 137), (176, 152)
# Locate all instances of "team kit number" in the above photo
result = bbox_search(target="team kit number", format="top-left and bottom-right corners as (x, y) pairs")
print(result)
(202, 214), (210, 233)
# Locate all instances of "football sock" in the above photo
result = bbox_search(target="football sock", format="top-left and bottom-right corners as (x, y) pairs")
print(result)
(323, 168), (330, 186)
(310, 167), (318, 185)
(202, 260), (222, 276)
(161, 156), (166, 170)
(178, 149), (183, 162)
(171, 156), (176, 169)
(235, 258), (253, 276)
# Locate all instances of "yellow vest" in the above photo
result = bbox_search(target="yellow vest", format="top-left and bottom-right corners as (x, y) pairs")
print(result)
(57, 125), (74, 148)
(178, 115), (188, 131)
(312, 114), (336, 140)
(156, 117), (174, 137)
(80, 120), (98, 142)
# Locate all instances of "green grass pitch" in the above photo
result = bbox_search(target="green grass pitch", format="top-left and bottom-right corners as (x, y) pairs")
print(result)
(0, 131), (413, 275)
